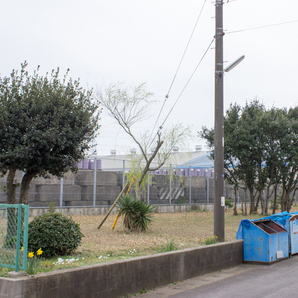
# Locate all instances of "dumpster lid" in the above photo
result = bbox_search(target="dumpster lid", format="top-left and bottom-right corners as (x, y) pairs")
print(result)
(236, 211), (291, 239)
(290, 214), (298, 221)
(252, 219), (287, 234)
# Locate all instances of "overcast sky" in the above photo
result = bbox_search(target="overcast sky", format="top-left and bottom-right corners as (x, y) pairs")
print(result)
(2, 0), (298, 155)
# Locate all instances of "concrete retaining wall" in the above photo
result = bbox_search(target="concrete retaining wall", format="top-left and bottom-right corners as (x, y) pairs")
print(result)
(0, 240), (243, 298)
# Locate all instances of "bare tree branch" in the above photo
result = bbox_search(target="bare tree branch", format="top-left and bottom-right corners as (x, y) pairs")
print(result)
(96, 82), (193, 198)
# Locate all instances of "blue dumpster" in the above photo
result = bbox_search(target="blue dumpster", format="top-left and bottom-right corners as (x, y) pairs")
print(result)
(237, 219), (288, 264)
(258, 211), (298, 256)
(289, 215), (298, 255)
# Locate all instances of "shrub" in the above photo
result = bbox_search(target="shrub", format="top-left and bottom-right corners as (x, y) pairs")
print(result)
(133, 200), (155, 231)
(225, 197), (233, 209)
(176, 196), (186, 204)
(28, 212), (84, 258)
(117, 195), (155, 231)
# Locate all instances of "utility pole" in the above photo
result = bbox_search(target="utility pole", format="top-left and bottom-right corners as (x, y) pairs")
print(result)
(214, 0), (225, 241)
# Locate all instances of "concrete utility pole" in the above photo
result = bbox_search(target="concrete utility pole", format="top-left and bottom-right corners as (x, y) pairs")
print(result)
(214, 0), (225, 241)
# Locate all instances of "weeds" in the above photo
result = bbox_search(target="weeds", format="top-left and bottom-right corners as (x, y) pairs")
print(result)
(205, 236), (217, 245)
(124, 288), (147, 297)
(165, 239), (176, 252)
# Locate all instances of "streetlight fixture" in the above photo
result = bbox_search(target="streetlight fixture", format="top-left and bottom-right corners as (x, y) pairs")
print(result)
(224, 55), (245, 73)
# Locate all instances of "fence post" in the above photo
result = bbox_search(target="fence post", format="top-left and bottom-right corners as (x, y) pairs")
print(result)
(169, 165), (172, 205)
(93, 157), (97, 207)
(60, 176), (64, 208)
(189, 166), (192, 204)
(207, 176), (209, 204)
(15, 204), (22, 272)
(22, 205), (29, 271)
(123, 160), (125, 189)
(147, 174), (150, 204)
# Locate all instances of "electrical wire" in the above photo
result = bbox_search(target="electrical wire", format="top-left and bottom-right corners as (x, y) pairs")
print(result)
(149, 0), (207, 145)
(166, 0), (207, 97)
(159, 37), (215, 130)
(226, 19), (298, 35)
(148, 37), (214, 150)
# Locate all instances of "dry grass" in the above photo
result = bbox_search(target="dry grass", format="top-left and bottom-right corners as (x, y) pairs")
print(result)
(73, 208), (285, 259)
(4, 206), (293, 276)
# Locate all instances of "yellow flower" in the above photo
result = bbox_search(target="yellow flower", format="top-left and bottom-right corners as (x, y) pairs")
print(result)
(28, 252), (34, 258)
(37, 248), (43, 256)
(21, 247), (23, 251)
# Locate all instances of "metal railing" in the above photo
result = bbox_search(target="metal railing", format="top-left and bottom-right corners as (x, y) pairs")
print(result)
(0, 204), (29, 272)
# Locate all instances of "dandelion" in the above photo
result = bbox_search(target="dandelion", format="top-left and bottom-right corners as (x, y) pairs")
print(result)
(28, 252), (34, 258)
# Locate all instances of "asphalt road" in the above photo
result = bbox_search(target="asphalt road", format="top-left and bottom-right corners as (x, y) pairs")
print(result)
(134, 255), (298, 298)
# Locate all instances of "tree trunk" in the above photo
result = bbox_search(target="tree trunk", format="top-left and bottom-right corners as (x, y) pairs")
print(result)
(233, 186), (238, 215)
(265, 184), (273, 215)
(19, 170), (39, 205)
(259, 190), (266, 215)
(6, 167), (18, 244)
(7, 167), (17, 204)
(248, 186), (254, 214)
(293, 188), (298, 207)
(280, 186), (286, 211)
(244, 188), (247, 216)
(240, 190), (244, 215)
(285, 187), (295, 212)
(284, 191), (291, 212)
(254, 191), (260, 214)
(272, 185), (277, 214)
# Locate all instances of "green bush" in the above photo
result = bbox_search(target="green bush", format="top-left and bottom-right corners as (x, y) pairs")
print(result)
(225, 197), (234, 209)
(117, 195), (155, 231)
(28, 212), (84, 258)
(176, 196), (186, 204)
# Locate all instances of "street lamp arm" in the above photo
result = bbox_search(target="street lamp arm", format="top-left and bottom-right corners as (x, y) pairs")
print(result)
(224, 55), (245, 73)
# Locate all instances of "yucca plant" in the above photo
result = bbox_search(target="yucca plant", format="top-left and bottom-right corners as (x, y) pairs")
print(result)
(117, 195), (138, 230)
(133, 200), (155, 232)
(117, 195), (155, 231)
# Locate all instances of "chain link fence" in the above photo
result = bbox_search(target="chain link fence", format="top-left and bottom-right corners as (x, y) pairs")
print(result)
(0, 204), (29, 272)
(0, 163), (247, 209)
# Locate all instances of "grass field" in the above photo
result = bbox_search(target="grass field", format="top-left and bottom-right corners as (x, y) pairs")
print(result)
(1, 207), (296, 276)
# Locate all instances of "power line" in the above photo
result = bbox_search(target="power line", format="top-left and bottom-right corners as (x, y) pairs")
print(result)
(148, 38), (214, 150)
(166, 0), (207, 97)
(159, 38), (215, 130)
(226, 19), (298, 35)
(149, 0), (207, 144)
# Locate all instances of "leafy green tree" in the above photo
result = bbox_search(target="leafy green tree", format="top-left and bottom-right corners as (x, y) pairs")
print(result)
(0, 62), (100, 204)
(260, 108), (285, 213)
(201, 101), (270, 215)
(200, 100), (298, 214)
(238, 101), (267, 214)
(277, 107), (298, 211)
